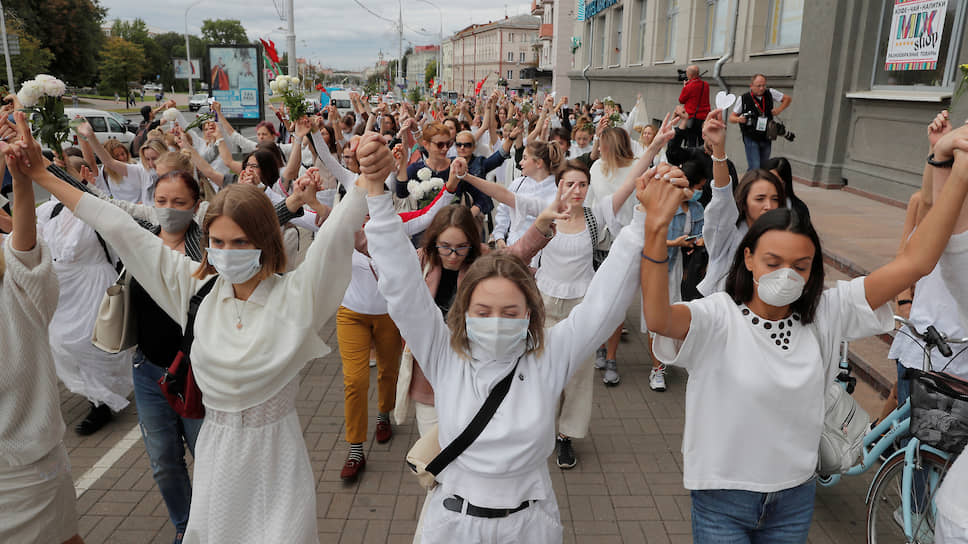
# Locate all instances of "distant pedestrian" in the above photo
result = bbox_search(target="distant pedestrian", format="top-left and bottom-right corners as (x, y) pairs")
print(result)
(114, 92), (120, 104)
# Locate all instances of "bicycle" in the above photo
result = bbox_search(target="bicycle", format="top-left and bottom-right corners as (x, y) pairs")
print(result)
(817, 316), (968, 544)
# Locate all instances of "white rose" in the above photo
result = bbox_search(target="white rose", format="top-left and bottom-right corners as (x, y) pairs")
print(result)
(17, 81), (42, 107)
(291, 77), (299, 86)
(42, 78), (66, 97)
(416, 167), (432, 181)
(429, 177), (444, 190)
(407, 180), (420, 198)
(277, 78), (289, 91)
(269, 80), (279, 93)
(35, 74), (54, 82)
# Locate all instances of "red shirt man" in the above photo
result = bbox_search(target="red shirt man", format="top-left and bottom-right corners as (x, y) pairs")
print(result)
(678, 65), (711, 121)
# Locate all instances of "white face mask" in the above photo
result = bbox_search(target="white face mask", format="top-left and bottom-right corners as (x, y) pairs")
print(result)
(206, 247), (262, 284)
(754, 267), (806, 307)
(155, 207), (194, 234)
(465, 315), (530, 361)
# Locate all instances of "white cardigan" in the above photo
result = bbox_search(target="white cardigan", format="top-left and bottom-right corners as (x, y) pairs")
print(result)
(73, 184), (368, 412)
(365, 192), (645, 509)
(0, 241), (65, 468)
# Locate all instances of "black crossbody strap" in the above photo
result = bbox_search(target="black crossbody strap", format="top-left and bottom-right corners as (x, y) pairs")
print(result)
(425, 357), (521, 476)
(180, 276), (219, 356)
(583, 206), (598, 252)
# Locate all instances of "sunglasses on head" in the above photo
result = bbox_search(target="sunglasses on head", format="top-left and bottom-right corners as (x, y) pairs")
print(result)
(455, 142), (474, 149)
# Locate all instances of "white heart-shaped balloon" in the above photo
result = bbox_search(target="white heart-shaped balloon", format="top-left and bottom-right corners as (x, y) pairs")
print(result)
(715, 91), (737, 111)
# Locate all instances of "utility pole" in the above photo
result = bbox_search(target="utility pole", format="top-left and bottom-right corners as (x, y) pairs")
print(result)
(398, 0), (403, 95)
(286, 0), (296, 77)
(185, 0), (204, 96)
(0, 0), (15, 93)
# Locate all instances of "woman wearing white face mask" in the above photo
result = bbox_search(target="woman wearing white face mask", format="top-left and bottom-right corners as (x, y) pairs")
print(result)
(639, 144), (968, 541)
(360, 136), (649, 543)
(15, 112), (385, 543)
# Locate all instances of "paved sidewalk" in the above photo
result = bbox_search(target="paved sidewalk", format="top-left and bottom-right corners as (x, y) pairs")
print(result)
(64, 296), (880, 544)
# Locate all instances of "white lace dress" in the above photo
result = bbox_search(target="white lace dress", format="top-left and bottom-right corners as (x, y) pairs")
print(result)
(183, 378), (317, 544)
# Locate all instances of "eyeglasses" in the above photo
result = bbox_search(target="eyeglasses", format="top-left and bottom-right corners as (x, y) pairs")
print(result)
(436, 245), (472, 256)
(430, 141), (450, 150)
(455, 142), (474, 149)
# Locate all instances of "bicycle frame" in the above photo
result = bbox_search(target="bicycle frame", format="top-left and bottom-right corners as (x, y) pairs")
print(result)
(817, 399), (911, 487)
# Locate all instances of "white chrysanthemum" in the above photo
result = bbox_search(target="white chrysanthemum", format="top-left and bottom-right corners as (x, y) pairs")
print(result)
(41, 77), (66, 97)
(276, 77), (289, 91)
(429, 177), (444, 190)
(17, 80), (43, 107)
(407, 180), (420, 197)
(269, 80), (279, 93)
(291, 77), (299, 86)
(161, 108), (180, 124)
(416, 167), (432, 181)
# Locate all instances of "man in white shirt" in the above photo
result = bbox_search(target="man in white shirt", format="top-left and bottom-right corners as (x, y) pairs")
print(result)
(729, 74), (793, 170)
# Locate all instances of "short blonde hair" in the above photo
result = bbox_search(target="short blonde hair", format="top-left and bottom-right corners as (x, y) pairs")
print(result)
(446, 252), (546, 360)
(192, 184), (287, 282)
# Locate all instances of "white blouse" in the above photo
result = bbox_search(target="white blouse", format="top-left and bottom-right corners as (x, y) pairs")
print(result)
(698, 181), (744, 296)
(653, 278), (893, 492)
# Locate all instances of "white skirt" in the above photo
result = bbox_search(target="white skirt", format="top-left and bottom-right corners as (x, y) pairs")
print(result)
(0, 444), (79, 543)
(183, 378), (318, 544)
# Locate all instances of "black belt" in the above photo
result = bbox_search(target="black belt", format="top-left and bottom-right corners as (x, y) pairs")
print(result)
(442, 495), (532, 519)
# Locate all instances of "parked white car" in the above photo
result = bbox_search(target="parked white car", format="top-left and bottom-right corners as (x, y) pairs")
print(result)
(63, 107), (135, 147)
(189, 93), (211, 112)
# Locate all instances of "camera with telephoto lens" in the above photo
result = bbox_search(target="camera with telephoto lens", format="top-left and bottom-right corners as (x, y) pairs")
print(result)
(677, 69), (688, 82)
(769, 120), (796, 142)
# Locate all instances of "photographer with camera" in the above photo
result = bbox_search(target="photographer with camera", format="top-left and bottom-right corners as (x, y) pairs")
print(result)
(729, 74), (793, 170)
(677, 65), (711, 148)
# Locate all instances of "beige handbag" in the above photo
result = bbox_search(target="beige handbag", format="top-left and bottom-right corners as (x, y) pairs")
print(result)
(393, 346), (414, 426)
(91, 268), (137, 353)
(406, 424), (441, 490)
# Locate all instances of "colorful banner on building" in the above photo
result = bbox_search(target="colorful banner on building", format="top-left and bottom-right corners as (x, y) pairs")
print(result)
(584, 0), (617, 19)
(577, 0), (586, 21)
(173, 59), (200, 79)
(207, 45), (262, 120)
(885, 0), (948, 71)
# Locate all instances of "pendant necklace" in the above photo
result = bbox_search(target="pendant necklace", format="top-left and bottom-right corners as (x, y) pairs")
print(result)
(232, 299), (247, 329)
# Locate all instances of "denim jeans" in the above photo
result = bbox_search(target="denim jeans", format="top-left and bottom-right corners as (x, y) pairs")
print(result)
(742, 137), (772, 171)
(132, 350), (203, 538)
(691, 477), (816, 543)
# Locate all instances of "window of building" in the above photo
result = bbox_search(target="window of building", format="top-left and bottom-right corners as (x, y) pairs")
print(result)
(612, 6), (624, 65)
(507, 69), (513, 80)
(520, 51), (526, 62)
(508, 51), (514, 62)
(663, 0), (678, 61)
(509, 33), (514, 43)
(597, 13), (607, 66)
(637, 0), (649, 63)
(765, 0), (803, 49)
(872, 0), (967, 89)
(704, 0), (730, 56)
(520, 70), (527, 79)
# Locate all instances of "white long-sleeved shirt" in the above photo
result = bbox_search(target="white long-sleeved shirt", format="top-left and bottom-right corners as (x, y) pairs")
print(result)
(698, 181), (744, 296)
(491, 174), (556, 244)
(0, 241), (64, 468)
(365, 192), (645, 509)
(73, 185), (368, 412)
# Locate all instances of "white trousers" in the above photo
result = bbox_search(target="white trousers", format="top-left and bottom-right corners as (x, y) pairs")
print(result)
(542, 293), (594, 438)
(938, 510), (968, 544)
(413, 401), (439, 544)
(421, 485), (563, 544)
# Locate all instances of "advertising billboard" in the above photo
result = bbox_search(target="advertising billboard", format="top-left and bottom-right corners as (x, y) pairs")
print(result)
(173, 58), (201, 79)
(206, 45), (263, 122)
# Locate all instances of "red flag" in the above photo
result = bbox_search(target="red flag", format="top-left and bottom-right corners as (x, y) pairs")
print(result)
(474, 74), (490, 95)
(437, 84), (442, 95)
(260, 38), (281, 65)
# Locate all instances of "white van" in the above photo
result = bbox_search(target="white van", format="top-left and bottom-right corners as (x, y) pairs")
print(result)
(328, 90), (353, 117)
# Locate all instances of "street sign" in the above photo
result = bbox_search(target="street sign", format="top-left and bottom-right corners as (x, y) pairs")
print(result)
(4, 34), (19, 56)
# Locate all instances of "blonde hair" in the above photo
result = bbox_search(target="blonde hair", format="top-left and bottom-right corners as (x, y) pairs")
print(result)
(446, 252), (546, 360)
(156, 149), (193, 174)
(103, 139), (130, 183)
(599, 127), (634, 176)
(192, 184), (287, 282)
(139, 139), (167, 165)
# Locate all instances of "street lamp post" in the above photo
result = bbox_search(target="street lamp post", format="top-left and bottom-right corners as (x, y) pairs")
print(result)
(185, 0), (204, 96)
(416, 0), (443, 91)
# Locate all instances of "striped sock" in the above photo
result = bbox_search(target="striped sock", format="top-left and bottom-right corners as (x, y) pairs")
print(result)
(377, 412), (389, 424)
(349, 443), (364, 462)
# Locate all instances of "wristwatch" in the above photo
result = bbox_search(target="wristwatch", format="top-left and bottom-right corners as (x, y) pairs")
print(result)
(927, 153), (954, 168)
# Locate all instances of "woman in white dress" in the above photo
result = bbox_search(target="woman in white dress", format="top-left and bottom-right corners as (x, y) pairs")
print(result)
(0, 139), (84, 544)
(20, 114), (388, 543)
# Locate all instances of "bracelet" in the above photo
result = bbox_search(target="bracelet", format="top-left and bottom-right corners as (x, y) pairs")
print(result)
(897, 299), (913, 306)
(641, 252), (670, 264)
(456, 172), (466, 180)
(927, 153), (954, 168)
(711, 154), (728, 163)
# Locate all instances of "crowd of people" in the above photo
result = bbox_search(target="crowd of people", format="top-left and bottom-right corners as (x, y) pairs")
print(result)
(1, 73), (967, 544)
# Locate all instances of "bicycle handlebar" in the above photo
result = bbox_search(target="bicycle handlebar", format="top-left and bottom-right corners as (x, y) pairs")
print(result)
(894, 315), (968, 356)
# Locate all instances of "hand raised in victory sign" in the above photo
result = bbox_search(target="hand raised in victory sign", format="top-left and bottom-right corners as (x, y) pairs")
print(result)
(532, 180), (577, 237)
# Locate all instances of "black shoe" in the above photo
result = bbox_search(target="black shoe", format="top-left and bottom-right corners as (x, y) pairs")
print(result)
(75, 402), (112, 436)
(556, 436), (576, 469)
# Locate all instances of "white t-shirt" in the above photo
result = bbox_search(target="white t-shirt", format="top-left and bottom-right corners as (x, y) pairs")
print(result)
(98, 163), (154, 204)
(340, 250), (388, 315)
(653, 277), (893, 492)
(733, 88), (786, 114)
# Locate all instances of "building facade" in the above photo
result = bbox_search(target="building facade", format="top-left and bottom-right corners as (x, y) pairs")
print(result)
(406, 45), (440, 90)
(532, 0), (576, 95)
(442, 15), (541, 96)
(569, 0), (968, 203)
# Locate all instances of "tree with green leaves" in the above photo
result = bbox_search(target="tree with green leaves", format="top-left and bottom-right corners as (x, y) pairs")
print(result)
(3, 22), (53, 86)
(109, 18), (168, 87)
(201, 19), (249, 45)
(5, 0), (106, 85)
(98, 37), (145, 97)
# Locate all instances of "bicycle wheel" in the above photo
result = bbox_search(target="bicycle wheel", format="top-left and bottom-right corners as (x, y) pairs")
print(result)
(867, 449), (949, 544)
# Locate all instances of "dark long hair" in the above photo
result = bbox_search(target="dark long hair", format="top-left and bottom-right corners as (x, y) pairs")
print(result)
(724, 208), (825, 324)
(420, 205), (483, 272)
(734, 169), (786, 227)
(762, 156), (811, 220)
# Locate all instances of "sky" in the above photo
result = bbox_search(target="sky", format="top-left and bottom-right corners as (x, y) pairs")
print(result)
(98, 0), (538, 71)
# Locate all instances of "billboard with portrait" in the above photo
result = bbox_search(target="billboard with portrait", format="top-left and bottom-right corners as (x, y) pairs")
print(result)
(206, 45), (263, 122)
(173, 59), (201, 79)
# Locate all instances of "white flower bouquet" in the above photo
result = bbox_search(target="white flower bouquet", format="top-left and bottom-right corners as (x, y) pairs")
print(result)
(407, 173), (444, 206)
(269, 74), (308, 121)
(18, 74), (70, 156)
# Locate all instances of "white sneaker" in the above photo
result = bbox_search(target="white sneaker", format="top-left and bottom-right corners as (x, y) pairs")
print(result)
(594, 347), (607, 370)
(649, 365), (667, 392)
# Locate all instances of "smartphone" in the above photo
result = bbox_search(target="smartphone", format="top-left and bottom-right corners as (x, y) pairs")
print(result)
(684, 234), (700, 242)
